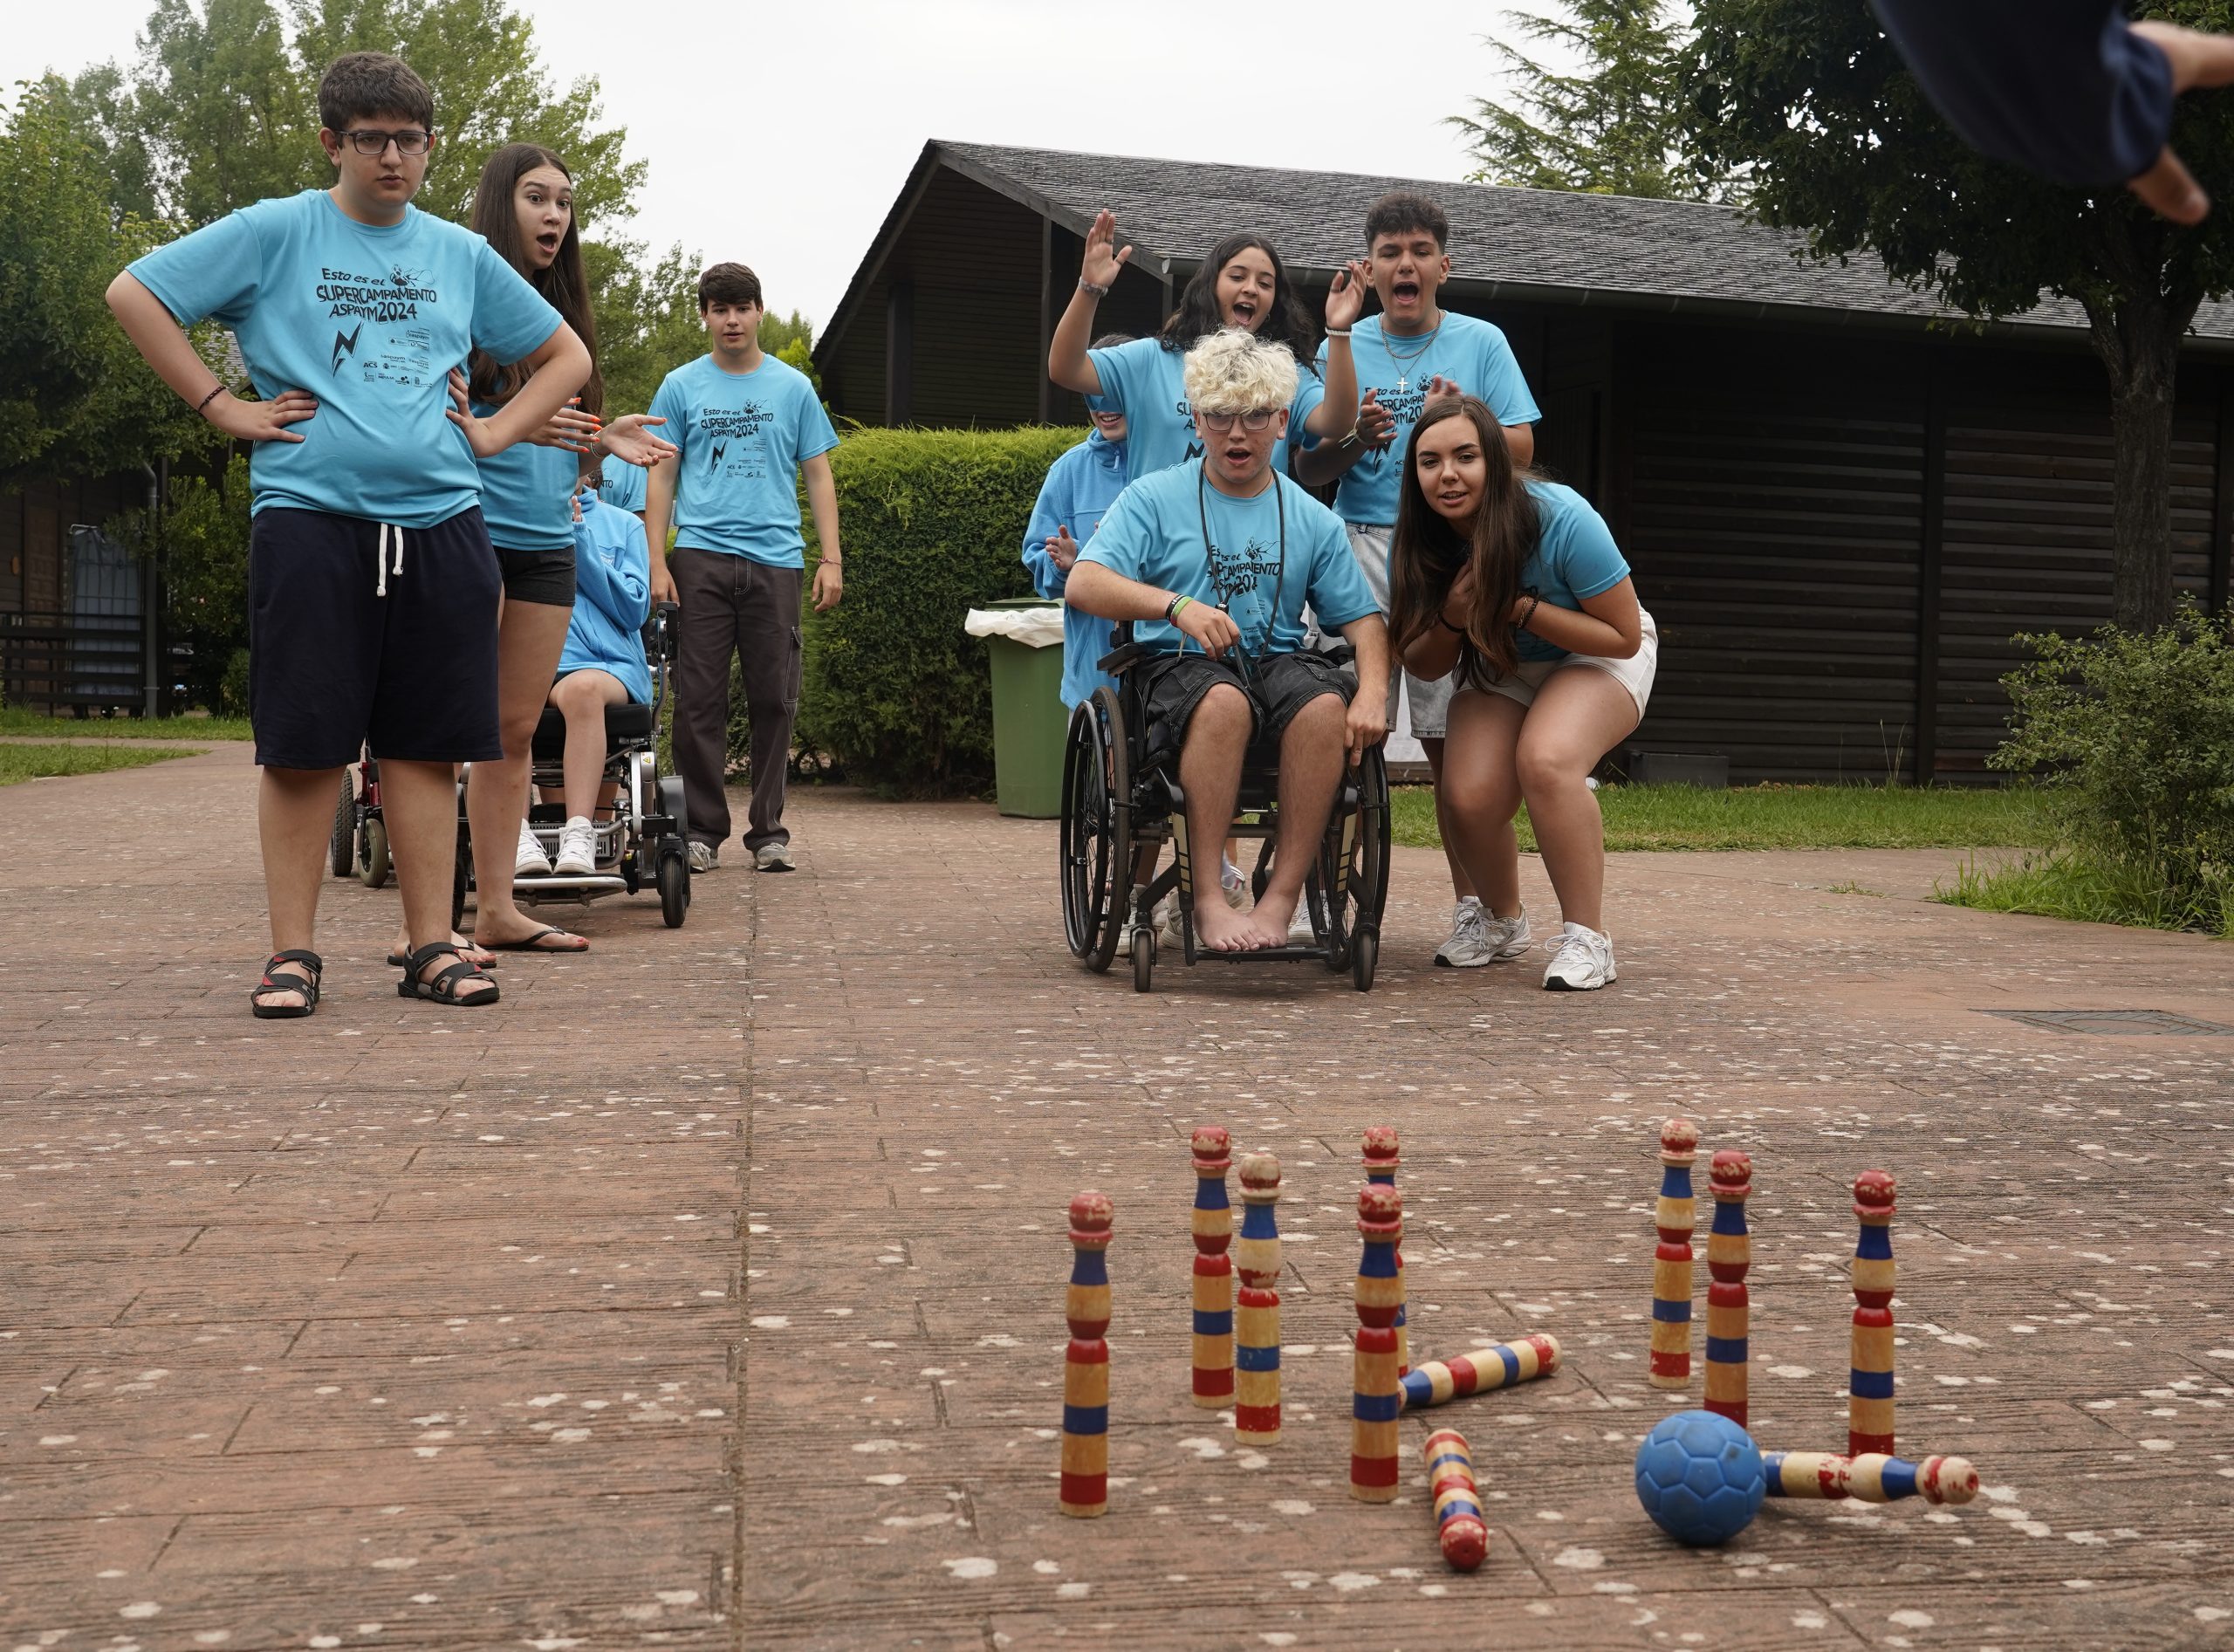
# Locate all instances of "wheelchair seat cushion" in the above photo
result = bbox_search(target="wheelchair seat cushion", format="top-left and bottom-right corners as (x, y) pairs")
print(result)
(1133, 650), (1354, 774)
(531, 699), (654, 761)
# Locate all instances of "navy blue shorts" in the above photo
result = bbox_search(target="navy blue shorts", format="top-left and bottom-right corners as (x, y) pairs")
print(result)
(247, 506), (503, 771)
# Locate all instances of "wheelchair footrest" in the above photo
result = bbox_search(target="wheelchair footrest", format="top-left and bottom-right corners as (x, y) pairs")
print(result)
(1189, 943), (1333, 964)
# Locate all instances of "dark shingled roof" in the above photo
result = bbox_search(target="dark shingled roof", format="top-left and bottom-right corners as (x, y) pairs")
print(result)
(911, 140), (2234, 346)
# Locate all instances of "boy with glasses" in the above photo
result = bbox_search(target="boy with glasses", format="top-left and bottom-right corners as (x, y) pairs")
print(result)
(106, 51), (590, 1016)
(1296, 191), (1543, 970)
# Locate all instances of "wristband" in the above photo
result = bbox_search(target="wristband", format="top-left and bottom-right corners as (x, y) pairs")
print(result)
(1518, 595), (1540, 631)
(1079, 278), (1110, 298)
(1324, 327), (1352, 339)
(195, 384), (225, 415)
(1166, 593), (1192, 622)
(1335, 425), (1362, 453)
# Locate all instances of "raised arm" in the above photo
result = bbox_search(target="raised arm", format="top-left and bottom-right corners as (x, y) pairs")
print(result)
(1302, 261), (1369, 439)
(1048, 210), (1131, 396)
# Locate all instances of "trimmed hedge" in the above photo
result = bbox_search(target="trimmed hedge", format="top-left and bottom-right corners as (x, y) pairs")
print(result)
(791, 426), (1087, 794)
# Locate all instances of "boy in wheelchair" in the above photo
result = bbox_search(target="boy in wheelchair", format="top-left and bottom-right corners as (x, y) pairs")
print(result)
(523, 479), (654, 876)
(1066, 329), (1389, 952)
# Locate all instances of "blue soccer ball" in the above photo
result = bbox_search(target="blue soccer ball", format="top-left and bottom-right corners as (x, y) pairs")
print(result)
(1634, 1410), (1765, 1546)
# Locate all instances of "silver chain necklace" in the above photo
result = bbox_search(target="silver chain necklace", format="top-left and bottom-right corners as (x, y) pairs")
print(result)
(1383, 319), (1442, 394)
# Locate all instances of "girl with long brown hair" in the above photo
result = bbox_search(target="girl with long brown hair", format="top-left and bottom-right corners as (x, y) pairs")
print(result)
(1388, 396), (1659, 991)
(390, 141), (675, 963)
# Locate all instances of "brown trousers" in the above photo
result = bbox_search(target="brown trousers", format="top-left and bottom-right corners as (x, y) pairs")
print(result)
(669, 547), (802, 852)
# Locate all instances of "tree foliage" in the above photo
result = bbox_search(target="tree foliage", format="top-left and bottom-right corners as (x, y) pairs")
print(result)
(1686, 0), (2234, 630)
(1453, 0), (1728, 200)
(0, 79), (222, 490)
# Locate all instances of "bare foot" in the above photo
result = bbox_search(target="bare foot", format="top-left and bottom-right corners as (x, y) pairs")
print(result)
(1194, 896), (1263, 953)
(1239, 888), (1303, 949)
(474, 914), (590, 952)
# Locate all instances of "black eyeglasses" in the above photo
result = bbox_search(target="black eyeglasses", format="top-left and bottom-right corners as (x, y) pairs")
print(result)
(1197, 408), (1277, 433)
(339, 127), (433, 156)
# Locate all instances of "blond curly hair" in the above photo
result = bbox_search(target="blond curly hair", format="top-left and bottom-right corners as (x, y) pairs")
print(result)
(1182, 326), (1299, 416)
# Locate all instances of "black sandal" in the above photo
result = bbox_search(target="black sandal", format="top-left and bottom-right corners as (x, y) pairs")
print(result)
(251, 949), (323, 1019)
(397, 941), (500, 1007)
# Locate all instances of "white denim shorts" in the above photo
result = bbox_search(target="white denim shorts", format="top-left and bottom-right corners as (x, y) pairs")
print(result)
(1463, 609), (1659, 720)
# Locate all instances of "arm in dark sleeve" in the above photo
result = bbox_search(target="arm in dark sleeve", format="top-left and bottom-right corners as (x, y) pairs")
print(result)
(1870, 0), (2174, 185)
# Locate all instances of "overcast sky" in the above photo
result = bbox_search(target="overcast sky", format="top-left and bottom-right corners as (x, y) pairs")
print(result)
(12, 0), (1545, 326)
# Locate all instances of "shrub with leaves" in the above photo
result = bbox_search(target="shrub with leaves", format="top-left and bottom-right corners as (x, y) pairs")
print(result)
(1990, 607), (2234, 931)
(790, 427), (1086, 794)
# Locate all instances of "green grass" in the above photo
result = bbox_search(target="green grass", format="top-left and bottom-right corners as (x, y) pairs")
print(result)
(0, 742), (209, 786)
(1389, 781), (2052, 853)
(1937, 849), (2229, 937)
(0, 708), (252, 740)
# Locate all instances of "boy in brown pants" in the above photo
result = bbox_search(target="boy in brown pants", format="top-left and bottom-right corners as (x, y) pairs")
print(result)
(646, 264), (843, 871)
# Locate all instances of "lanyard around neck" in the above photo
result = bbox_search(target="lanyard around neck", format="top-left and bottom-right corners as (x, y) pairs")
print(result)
(1196, 462), (1287, 676)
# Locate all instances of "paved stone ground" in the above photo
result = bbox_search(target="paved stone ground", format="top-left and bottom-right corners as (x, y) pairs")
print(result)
(5, 747), (2234, 1651)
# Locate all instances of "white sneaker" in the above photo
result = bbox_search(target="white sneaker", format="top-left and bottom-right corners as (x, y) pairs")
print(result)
(1436, 900), (1533, 968)
(515, 819), (553, 877)
(554, 816), (597, 875)
(754, 841), (797, 872)
(1288, 901), (1317, 943)
(1542, 922), (1617, 991)
(688, 841), (719, 874)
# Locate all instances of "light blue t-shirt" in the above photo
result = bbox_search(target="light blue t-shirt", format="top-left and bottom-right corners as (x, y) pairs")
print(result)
(599, 456), (648, 513)
(1513, 480), (1632, 662)
(1077, 461), (1378, 657)
(128, 189), (562, 529)
(1317, 312), (1543, 526)
(1021, 429), (1131, 709)
(1086, 336), (1326, 481)
(474, 400), (578, 550)
(648, 353), (839, 566)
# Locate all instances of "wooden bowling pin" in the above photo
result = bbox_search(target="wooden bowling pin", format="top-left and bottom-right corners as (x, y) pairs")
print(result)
(1762, 1449), (1977, 1506)
(1423, 1429), (1489, 1572)
(1849, 1169), (1897, 1457)
(1233, 1153), (1283, 1444)
(1361, 1126), (1408, 1376)
(1189, 1127), (1235, 1409)
(1703, 1149), (1752, 1429)
(1400, 1334), (1561, 1410)
(1651, 1118), (1699, 1388)
(1349, 1183), (1404, 1502)
(1060, 1191), (1114, 1518)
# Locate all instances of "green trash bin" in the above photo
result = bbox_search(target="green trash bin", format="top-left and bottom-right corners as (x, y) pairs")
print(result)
(982, 597), (1068, 819)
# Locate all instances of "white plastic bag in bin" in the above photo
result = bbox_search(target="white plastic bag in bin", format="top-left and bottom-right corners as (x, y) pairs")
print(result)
(963, 607), (1066, 648)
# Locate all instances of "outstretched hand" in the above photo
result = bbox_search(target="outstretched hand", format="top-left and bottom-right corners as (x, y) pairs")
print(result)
(2129, 21), (2234, 223)
(1082, 209), (1133, 290)
(1325, 259), (1372, 332)
(1046, 525), (1081, 572)
(209, 387), (317, 444)
(1357, 388), (1396, 450)
(600, 412), (678, 467)
(1421, 374), (1463, 401)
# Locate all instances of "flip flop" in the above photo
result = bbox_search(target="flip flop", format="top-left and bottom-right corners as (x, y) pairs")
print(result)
(478, 925), (590, 954)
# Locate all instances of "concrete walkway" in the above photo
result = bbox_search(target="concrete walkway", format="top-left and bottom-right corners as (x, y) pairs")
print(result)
(3, 746), (2231, 1649)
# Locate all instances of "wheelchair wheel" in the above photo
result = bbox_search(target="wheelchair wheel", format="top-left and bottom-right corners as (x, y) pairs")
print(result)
(657, 849), (689, 929)
(1356, 744), (1393, 930)
(1132, 925), (1155, 993)
(1352, 926), (1380, 992)
(1061, 689), (1131, 973)
(330, 771), (356, 878)
(360, 817), (391, 888)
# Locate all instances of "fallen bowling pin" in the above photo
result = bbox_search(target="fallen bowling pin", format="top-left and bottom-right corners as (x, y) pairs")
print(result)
(1399, 1334), (1562, 1410)
(1762, 1450), (1977, 1506)
(1422, 1428), (1488, 1572)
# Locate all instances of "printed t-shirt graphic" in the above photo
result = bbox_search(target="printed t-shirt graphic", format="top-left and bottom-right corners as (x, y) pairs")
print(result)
(128, 189), (562, 528)
(1086, 337), (1327, 480)
(598, 456), (648, 513)
(648, 354), (839, 566)
(1077, 461), (1378, 657)
(1315, 313), (1542, 526)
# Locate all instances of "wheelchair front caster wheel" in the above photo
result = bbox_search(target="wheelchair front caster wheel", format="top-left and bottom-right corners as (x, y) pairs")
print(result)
(1132, 928), (1155, 993)
(1351, 926), (1378, 992)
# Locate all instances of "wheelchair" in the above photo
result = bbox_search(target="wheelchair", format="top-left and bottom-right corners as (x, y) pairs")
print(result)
(1059, 626), (1392, 993)
(451, 603), (691, 930)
